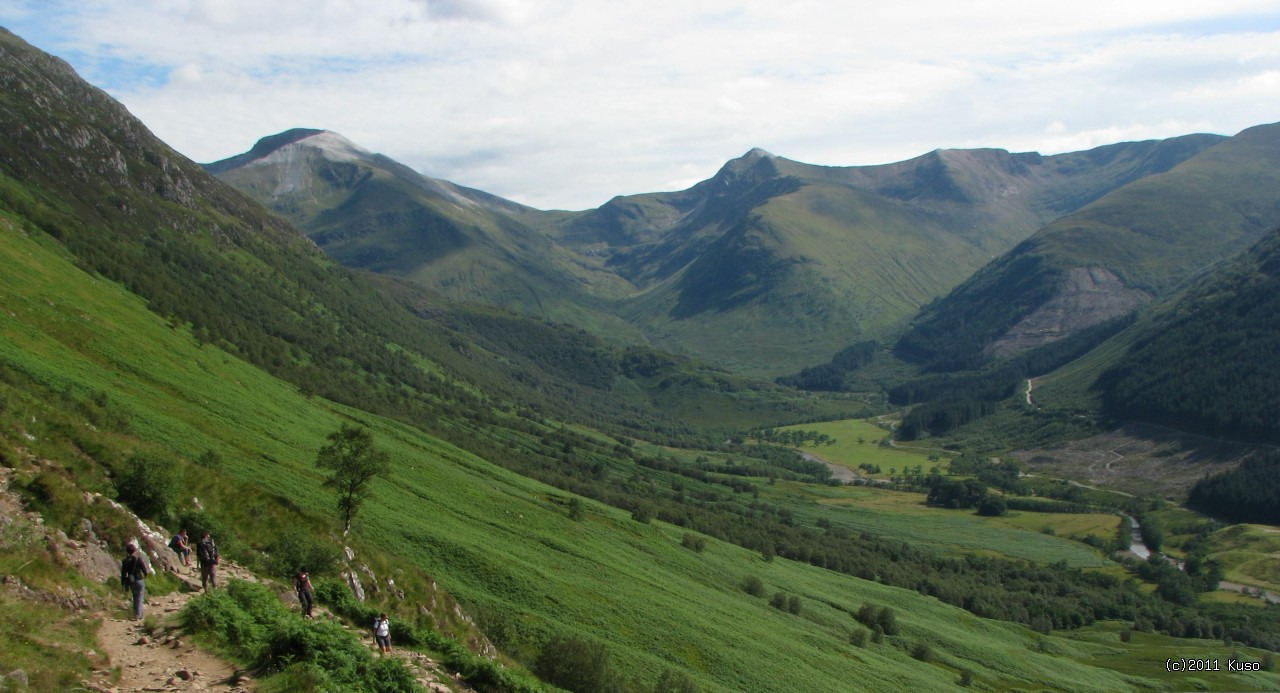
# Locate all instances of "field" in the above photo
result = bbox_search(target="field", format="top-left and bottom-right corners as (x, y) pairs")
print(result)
(779, 418), (950, 478)
(767, 482), (1116, 567)
(1208, 525), (1280, 594)
(3, 219), (1280, 690)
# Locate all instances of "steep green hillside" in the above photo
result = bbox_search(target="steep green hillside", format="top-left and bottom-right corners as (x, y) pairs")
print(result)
(5, 27), (1280, 692)
(897, 123), (1280, 371)
(6, 178), (1279, 693)
(1094, 225), (1280, 442)
(0, 27), (856, 444)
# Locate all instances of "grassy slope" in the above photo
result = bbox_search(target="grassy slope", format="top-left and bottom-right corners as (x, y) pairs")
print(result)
(9, 196), (1278, 691)
(215, 144), (640, 338)
(897, 122), (1280, 367)
(617, 182), (996, 375)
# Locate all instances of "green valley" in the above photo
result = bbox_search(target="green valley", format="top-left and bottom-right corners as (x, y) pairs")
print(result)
(2, 23), (1280, 693)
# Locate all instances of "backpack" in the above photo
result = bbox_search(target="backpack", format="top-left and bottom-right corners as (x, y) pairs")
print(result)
(197, 538), (216, 564)
(121, 555), (145, 586)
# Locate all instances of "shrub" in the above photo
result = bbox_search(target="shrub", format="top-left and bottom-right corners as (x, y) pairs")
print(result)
(314, 577), (377, 624)
(175, 509), (237, 558)
(536, 633), (617, 693)
(1030, 615), (1053, 634)
(182, 587), (267, 660)
(740, 575), (765, 598)
(877, 606), (898, 635)
(850, 629), (868, 647)
(654, 669), (700, 693)
(115, 453), (181, 520)
(681, 533), (706, 553)
(23, 471), (88, 534)
(183, 580), (418, 692)
(911, 640), (935, 662)
(856, 602), (878, 627)
(977, 494), (1007, 517)
(195, 450), (224, 470)
(959, 669), (974, 686)
(265, 528), (340, 579)
(260, 662), (333, 692)
(872, 625), (885, 644)
(769, 592), (788, 611)
(787, 595), (802, 615)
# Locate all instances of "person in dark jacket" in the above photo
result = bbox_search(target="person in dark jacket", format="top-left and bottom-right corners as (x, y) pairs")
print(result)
(196, 531), (219, 592)
(295, 568), (315, 618)
(120, 543), (149, 620)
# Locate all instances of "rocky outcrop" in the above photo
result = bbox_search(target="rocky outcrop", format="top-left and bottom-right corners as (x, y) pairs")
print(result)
(986, 266), (1149, 357)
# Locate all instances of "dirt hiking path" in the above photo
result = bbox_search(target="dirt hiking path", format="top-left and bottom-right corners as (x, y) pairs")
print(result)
(0, 466), (471, 692)
(87, 563), (258, 693)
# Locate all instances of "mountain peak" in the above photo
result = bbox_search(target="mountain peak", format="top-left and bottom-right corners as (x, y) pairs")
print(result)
(205, 128), (370, 173)
(710, 147), (783, 186)
(286, 130), (372, 163)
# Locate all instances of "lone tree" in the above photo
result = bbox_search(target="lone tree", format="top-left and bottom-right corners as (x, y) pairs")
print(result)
(315, 423), (390, 533)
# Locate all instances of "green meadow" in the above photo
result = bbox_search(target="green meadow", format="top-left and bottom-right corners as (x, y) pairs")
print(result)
(764, 482), (1115, 568)
(3, 218), (1279, 690)
(779, 418), (949, 478)
(1206, 524), (1280, 594)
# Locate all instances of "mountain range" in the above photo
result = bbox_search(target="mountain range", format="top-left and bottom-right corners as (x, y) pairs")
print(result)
(7, 24), (1280, 692)
(209, 127), (1224, 375)
(896, 122), (1280, 371)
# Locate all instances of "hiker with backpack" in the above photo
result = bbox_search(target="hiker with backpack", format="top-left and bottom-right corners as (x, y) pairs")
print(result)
(196, 531), (219, 592)
(120, 543), (150, 620)
(295, 568), (315, 619)
(168, 529), (191, 567)
(373, 613), (391, 654)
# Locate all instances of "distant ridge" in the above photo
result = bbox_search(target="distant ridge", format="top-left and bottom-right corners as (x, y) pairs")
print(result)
(212, 128), (1225, 375)
(896, 122), (1280, 371)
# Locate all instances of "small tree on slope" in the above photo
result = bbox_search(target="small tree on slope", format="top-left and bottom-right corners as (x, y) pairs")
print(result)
(315, 423), (390, 533)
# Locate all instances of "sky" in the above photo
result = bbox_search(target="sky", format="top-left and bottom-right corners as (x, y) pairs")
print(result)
(3, 1), (1280, 210)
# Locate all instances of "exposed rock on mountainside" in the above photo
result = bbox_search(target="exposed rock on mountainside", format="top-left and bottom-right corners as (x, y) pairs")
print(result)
(897, 122), (1280, 370)
(987, 267), (1150, 357)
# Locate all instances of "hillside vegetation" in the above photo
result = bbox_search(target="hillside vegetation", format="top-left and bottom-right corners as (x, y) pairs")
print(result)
(213, 127), (1220, 376)
(5, 213), (1278, 691)
(896, 123), (1280, 371)
(4, 26), (1280, 693)
(1095, 226), (1280, 443)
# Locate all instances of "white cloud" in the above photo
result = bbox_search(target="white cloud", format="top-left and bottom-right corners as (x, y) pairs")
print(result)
(3, 0), (1280, 208)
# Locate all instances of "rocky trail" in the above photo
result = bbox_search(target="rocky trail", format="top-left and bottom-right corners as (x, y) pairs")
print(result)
(0, 466), (468, 693)
(87, 564), (254, 693)
(81, 552), (465, 693)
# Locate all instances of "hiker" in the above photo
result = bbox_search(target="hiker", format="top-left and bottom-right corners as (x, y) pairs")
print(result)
(196, 531), (219, 592)
(168, 529), (191, 567)
(120, 543), (150, 620)
(373, 613), (391, 654)
(295, 568), (314, 619)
